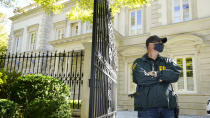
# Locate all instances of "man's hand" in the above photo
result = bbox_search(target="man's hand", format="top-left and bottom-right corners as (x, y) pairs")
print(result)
(148, 71), (163, 82)
(148, 71), (157, 77)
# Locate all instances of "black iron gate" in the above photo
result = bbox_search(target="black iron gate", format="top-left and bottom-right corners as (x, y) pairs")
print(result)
(89, 0), (118, 117)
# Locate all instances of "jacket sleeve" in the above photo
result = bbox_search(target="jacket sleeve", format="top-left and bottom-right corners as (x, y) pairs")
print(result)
(157, 58), (181, 83)
(132, 59), (158, 86)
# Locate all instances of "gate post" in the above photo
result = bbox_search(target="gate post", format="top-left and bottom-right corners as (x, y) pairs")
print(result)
(81, 42), (92, 118)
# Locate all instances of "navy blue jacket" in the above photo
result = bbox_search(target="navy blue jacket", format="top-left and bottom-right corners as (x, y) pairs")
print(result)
(132, 53), (181, 110)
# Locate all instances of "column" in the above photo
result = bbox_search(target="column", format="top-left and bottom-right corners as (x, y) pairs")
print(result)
(80, 42), (92, 118)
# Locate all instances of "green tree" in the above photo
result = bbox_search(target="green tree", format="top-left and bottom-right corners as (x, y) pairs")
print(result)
(67, 0), (152, 23)
(0, 12), (8, 54)
(1, 0), (151, 22)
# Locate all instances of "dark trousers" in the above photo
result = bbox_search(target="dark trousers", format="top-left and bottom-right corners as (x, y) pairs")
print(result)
(138, 107), (174, 118)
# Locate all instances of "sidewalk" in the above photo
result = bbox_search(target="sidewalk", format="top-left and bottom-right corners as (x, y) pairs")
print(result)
(116, 111), (210, 118)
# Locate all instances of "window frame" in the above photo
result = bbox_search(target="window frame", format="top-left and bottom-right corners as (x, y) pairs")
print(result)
(71, 22), (79, 36)
(174, 55), (197, 94)
(85, 21), (92, 33)
(172, 0), (192, 23)
(56, 28), (64, 40)
(14, 34), (23, 53)
(28, 31), (37, 51)
(129, 9), (144, 36)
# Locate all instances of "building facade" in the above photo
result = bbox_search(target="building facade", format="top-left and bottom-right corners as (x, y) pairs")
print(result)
(9, 0), (210, 116)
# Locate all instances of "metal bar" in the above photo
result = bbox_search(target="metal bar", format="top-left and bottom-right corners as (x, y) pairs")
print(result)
(17, 53), (21, 72)
(0, 52), (5, 69)
(61, 51), (65, 77)
(29, 52), (33, 74)
(13, 52), (17, 71)
(5, 52), (10, 70)
(40, 52), (44, 74)
(53, 51), (57, 76)
(77, 51), (83, 109)
(37, 52), (41, 74)
(49, 52), (53, 76)
(25, 53), (29, 74)
(9, 53), (14, 72)
(33, 52), (36, 74)
(45, 51), (49, 75)
(72, 52), (79, 109)
(70, 50), (74, 85)
(21, 52), (25, 73)
(66, 52), (70, 79)
(89, 0), (98, 117)
(57, 51), (61, 78)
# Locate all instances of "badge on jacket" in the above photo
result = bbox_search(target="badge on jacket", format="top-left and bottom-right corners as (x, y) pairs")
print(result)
(159, 66), (166, 71)
(132, 63), (137, 70)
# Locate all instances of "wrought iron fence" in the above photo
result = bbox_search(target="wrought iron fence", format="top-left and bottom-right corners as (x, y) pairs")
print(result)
(0, 50), (84, 109)
(89, 0), (118, 117)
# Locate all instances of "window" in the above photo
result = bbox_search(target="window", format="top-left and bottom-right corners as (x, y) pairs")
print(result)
(14, 35), (22, 52)
(86, 21), (92, 33)
(129, 9), (143, 35)
(56, 28), (64, 40)
(172, 0), (191, 23)
(29, 32), (37, 51)
(175, 56), (196, 93)
(71, 23), (78, 36)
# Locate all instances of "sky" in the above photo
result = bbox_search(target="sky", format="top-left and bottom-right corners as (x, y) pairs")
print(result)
(0, 0), (34, 32)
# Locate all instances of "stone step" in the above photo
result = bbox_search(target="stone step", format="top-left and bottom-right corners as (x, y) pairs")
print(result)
(72, 109), (81, 118)
(116, 111), (210, 118)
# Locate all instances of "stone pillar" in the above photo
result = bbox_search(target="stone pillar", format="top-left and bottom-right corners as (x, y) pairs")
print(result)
(38, 13), (51, 51)
(8, 23), (14, 53)
(81, 42), (92, 118)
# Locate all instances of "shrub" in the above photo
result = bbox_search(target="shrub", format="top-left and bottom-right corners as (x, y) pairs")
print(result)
(0, 71), (7, 84)
(10, 74), (70, 106)
(9, 74), (71, 118)
(0, 99), (20, 118)
(0, 69), (21, 99)
(1, 69), (22, 85)
(24, 98), (71, 118)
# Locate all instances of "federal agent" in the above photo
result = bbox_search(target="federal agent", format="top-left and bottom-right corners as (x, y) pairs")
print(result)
(132, 35), (181, 118)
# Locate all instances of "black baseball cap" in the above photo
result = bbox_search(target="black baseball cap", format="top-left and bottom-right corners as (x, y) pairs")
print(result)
(146, 35), (167, 48)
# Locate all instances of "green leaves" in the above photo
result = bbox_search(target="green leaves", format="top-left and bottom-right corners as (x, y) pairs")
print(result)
(67, 0), (152, 22)
(8, 74), (72, 118)
(0, 72), (7, 84)
(0, 73), (72, 118)
(2, 0), (152, 23)
(24, 98), (72, 118)
(0, 99), (20, 118)
(34, 0), (64, 15)
(0, 15), (8, 54)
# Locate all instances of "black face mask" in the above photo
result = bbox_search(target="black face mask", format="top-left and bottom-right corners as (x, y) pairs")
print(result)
(154, 43), (164, 52)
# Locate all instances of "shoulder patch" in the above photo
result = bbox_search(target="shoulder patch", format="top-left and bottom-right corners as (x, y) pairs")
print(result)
(132, 63), (137, 70)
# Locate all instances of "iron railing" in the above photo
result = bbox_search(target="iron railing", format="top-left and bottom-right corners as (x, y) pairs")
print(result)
(89, 0), (118, 117)
(0, 50), (84, 109)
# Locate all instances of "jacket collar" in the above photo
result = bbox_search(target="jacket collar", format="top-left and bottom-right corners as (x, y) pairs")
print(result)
(142, 53), (162, 62)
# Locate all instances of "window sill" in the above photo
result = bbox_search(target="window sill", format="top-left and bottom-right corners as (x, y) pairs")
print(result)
(127, 32), (149, 38)
(176, 91), (198, 95)
(172, 19), (192, 24)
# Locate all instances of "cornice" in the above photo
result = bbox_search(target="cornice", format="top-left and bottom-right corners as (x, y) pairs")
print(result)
(49, 33), (92, 46)
(9, 0), (75, 21)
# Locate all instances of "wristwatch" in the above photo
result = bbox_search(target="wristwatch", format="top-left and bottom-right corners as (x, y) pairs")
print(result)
(152, 71), (156, 76)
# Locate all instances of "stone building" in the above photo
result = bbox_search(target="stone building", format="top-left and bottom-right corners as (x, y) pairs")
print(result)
(9, 0), (210, 116)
